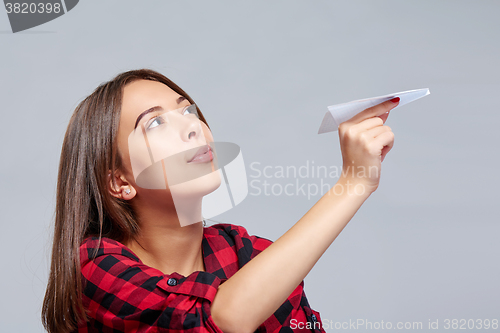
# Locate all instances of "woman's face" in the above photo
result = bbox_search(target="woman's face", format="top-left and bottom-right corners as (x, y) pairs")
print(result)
(114, 79), (220, 203)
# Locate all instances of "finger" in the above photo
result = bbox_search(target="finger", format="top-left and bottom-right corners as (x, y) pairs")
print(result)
(365, 124), (392, 139)
(348, 97), (400, 125)
(380, 139), (394, 162)
(351, 116), (384, 133)
(372, 131), (394, 155)
(349, 110), (391, 134)
(380, 144), (392, 162)
(378, 110), (390, 124)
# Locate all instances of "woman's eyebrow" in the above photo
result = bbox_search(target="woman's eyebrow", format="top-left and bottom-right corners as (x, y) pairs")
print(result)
(134, 106), (163, 130)
(133, 96), (186, 130)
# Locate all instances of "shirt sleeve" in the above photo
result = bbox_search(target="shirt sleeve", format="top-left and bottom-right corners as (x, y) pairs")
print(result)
(78, 237), (225, 333)
(223, 224), (327, 333)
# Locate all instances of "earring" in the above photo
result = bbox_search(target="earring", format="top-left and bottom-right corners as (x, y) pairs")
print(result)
(203, 219), (207, 227)
(125, 188), (131, 195)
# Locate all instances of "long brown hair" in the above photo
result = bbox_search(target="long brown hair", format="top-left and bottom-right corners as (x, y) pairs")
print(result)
(41, 69), (210, 333)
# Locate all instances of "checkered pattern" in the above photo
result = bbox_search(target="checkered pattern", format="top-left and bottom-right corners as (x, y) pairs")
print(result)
(74, 223), (326, 332)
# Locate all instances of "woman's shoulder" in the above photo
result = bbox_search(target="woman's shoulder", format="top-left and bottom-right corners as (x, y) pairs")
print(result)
(79, 235), (140, 263)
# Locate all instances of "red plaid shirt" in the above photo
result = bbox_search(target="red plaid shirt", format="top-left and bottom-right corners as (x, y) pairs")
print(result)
(74, 223), (326, 332)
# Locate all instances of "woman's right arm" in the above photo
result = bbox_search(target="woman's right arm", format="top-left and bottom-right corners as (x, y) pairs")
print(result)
(211, 98), (399, 333)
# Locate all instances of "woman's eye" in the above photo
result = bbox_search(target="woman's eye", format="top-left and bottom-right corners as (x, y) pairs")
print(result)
(182, 105), (196, 116)
(147, 115), (164, 129)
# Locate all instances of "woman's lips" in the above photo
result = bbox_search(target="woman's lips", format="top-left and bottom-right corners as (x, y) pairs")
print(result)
(187, 145), (213, 164)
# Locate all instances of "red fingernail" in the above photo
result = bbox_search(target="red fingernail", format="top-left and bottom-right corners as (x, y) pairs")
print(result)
(390, 97), (400, 103)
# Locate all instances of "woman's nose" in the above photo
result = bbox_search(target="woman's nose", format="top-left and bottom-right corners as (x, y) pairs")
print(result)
(180, 116), (203, 142)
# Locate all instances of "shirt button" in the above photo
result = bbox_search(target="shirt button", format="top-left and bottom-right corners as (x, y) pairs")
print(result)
(311, 314), (318, 322)
(167, 278), (178, 286)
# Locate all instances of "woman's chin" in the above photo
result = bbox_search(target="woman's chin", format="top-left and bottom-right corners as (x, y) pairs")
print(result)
(169, 169), (222, 198)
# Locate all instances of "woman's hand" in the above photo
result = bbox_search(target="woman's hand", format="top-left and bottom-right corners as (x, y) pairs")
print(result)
(337, 97), (399, 194)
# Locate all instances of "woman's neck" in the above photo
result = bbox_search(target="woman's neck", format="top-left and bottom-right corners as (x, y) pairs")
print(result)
(125, 195), (206, 277)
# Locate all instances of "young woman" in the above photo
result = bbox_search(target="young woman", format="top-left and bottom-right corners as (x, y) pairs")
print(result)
(41, 69), (398, 333)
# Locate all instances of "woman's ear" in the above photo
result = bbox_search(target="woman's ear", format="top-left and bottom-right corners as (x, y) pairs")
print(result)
(108, 169), (136, 200)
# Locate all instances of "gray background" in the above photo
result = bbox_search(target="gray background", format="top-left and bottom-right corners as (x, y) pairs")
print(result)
(1, 1), (499, 332)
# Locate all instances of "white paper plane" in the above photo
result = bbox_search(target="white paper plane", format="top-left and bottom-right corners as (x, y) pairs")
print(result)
(318, 88), (430, 134)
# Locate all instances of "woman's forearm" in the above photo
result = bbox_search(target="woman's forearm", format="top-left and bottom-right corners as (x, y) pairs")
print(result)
(211, 175), (372, 333)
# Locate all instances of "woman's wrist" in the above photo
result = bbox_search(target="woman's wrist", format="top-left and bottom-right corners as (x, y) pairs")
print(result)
(332, 174), (377, 199)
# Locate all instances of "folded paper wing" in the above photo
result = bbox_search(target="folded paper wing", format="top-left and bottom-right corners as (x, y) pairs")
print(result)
(318, 88), (430, 134)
